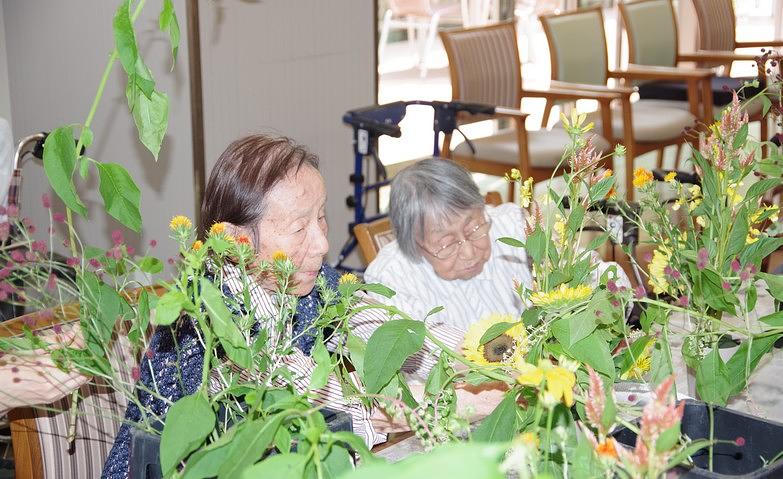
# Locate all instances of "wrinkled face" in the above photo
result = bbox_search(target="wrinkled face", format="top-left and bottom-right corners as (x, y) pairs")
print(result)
(418, 207), (491, 281)
(250, 165), (329, 296)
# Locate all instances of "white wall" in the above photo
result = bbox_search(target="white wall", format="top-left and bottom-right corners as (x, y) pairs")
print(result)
(198, 0), (376, 266)
(0, 1), (12, 125)
(3, 0), (195, 264)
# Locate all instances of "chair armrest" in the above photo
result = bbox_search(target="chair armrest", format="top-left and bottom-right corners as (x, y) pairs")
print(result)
(678, 50), (759, 63)
(608, 64), (714, 81)
(492, 107), (529, 120)
(549, 80), (635, 96)
(735, 40), (783, 48)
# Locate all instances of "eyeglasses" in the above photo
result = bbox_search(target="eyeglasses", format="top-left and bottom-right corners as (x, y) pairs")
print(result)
(421, 219), (492, 260)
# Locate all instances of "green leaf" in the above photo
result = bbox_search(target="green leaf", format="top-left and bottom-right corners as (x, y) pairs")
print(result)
(589, 176), (614, 201)
(239, 453), (307, 479)
(78, 126), (93, 148)
(725, 208), (748, 258)
(218, 414), (286, 479)
(159, 0), (180, 66)
(153, 289), (187, 326)
(127, 87), (169, 160)
(656, 423), (680, 453)
(695, 345), (731, 406)
(732, 123), (749, 149)
(761, 94), (773, 116)
(43, 126), (87, 216)
(760, 310), (783, 327)
(747, 285), (758, 312)
(78, 156), (92, 180)
(585, 232), (610, 252)
(200, 279), (251, 368)
(342, 443), (506, 479)
(346, 334), (366, 378)
(555, 330), (614, 379)
(424, 355), (451, 395)
(472, 391), (518, 442)
(360, 283), (396, 299)
(665, 439), (715, 470)
(759, 272), (783, 302)
(363, 320), (425, 393)
(740, 237), (783, 267)
(309, 338), (331, 390)
(745, 178), (783, 200)
(320, 443), (353, 477)
(138, 256), (163, 274)
(478, 321), (517, 345)
(425, 306), (444, 318)
(567, 204), (585, 234)
(700, 269), (736, 314)
(328, 431), (382, 465)
(160, 393), (215, 477)
(498, 236), (525, 248)
(113, 0), (137, 76)
(525, 228), (547, 263)
(725, 334), (781, 396)
(96, 162), (142, 232)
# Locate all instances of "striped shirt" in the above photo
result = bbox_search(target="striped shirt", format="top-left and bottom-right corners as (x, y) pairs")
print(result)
(215, 263), (463, 447)
(364, 203), (630, 333)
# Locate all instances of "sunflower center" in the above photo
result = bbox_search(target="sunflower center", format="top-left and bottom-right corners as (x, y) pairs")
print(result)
(483, 334), (515, 363)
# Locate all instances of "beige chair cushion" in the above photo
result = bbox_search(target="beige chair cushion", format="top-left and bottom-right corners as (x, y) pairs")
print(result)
(640, 96), (763, 119)
(589, 100), (695, 142)
(452, 127), (611, 168)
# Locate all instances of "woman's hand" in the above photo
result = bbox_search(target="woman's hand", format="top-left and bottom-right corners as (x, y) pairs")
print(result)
(0, 325), (90, 414)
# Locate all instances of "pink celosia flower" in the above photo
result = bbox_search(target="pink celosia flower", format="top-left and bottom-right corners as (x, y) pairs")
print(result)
(31, 240), (47, 254)
(697, 248), (709, 270)
(66, 257), (79, 267)
(584, 366), (608, 434)
(111, 229), (124, 246)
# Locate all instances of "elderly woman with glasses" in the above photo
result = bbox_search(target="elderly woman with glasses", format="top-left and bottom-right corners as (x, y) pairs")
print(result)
(364, 158), (630, 333)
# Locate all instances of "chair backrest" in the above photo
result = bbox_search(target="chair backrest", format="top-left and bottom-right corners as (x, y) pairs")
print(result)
(619, 0), (679, 67)
(355, 191), (504, 265)
(389, 0), (433, 17)
(440, 22), (523, 112)
(691, 0), (736, 52)
(539, 7), (609, 86)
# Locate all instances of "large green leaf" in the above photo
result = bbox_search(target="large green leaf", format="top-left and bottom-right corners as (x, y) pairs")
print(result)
(525, 228), (547, 263)
(472, 391), (518, 442)
(128, 87), (169, 160)
(200, 279), (251, 368)
(725, 334), (781, 397)
(759, 310), (783, 328)
(160, 393), (216, 477)
(695, 345), (731, 406)
(112, 0), (137, 75)
(759, 272), (783, 302)
(97, 162), (142, 232)
(153, 289), (187, 326)
(239, 453), (307, 479)
(554, 329), (614, 379)
(341, 443), (506, 479)
(725, 208), (748, 259)
(309, 338), (331, 391)
(42, 126), (87, 216)
(217, 413), (286, 478)
(363, 319), (425, 393)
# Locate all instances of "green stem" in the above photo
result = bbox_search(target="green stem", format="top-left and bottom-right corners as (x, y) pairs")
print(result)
(544, 405), (554, 466)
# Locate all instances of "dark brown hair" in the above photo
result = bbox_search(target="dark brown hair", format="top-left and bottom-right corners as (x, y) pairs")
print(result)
(200, 134), (319, 241)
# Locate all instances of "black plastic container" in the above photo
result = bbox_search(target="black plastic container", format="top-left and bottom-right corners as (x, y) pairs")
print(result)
(128, 408), (353, 479)
(613, 400), (783, 478)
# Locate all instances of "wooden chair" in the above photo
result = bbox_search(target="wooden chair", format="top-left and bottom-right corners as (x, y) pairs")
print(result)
(438, 22), (616, 199)
(539, 6), (714, 199)
(355, 191), (503, 265)
(690, 0), (783, 72)
(619, 0), (772, 164)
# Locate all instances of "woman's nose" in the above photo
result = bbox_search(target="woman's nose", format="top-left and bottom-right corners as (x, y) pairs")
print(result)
(311, 225), (329, 256)
(458, 239), (477, 259)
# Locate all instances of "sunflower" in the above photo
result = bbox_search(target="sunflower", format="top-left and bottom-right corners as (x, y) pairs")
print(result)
(529, 284), (592, 309)
(462, 313), (528, 366)
(648, 246), (671, 295)
(620, 339), (654, 380)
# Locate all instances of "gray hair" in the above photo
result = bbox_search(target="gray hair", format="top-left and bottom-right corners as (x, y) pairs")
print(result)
(389, 158), (484, 262)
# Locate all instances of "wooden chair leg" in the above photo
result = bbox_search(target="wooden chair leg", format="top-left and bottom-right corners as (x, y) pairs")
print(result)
(674, 143), (683, 169)
(441, 133), (453, 159)
(507, 181), (515, 203)
(541, 100), (554, 129)
(656, 148), (665, 169)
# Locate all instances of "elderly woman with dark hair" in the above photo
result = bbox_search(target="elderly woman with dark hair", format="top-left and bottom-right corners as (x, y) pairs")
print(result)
(364, 158), (630, 333)
(101, 136), (502, 478)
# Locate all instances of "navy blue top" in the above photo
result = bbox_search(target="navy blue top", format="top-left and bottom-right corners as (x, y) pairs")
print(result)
(101, 265), (340, 478)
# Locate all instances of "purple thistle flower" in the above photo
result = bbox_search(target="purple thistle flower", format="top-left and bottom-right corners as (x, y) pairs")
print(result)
(677, 295), (690, 307)
(111, 229), (124, 246)
(41, 193), (51, 209)
(6, 205), (18, 218)
(149, 239), (157, 248)
(634, 285), (646, 299)
(46, 273), (57, 290)
(697, 248), (709, 270)
(10, 250), (25, 263)
(53, 212), (65, 223)
(722, 281), (731, 291)
(731, 258), (741, 273)
(607, 280), (618, 293)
